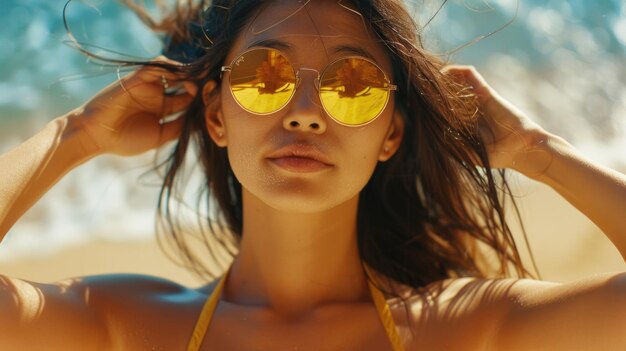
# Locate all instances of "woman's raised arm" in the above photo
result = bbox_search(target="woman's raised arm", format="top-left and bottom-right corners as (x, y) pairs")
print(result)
(526, 133), (626, 258)
(0, 59), (196, 238)
(0, 60), (197, 350)
(441, 65), (626, 350)
(443, 65), (626, 260)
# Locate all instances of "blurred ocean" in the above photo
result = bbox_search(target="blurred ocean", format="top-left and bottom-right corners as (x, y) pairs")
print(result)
(0, 0), (624, 261)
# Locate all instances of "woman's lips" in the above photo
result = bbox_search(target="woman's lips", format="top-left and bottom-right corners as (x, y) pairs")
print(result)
(268, 156), (333, 173)
(266, 143), (334, 173)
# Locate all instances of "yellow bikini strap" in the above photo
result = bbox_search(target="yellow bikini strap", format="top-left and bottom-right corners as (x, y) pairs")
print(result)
(186, 266), (231, 351)
(366, 272), (406, 351)
(187, 266), (405, 351)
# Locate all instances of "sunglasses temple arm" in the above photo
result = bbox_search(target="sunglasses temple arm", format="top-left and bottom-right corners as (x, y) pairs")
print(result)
(220, 66), (231, 80)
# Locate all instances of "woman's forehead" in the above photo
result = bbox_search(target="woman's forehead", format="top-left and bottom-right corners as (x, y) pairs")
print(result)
(228, 0), (391, 69)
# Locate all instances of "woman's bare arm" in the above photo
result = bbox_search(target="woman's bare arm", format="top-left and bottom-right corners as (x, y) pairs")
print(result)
(441, 65), (626, 349)
(491, 272), (626, 351)
(0, 60), (195, 349)
(418, 275), (626, 351)
(527, 134), (626, 259)
(0, 114), (95, 238)
(0, 275), (112, 350)
(443, 65), (626, 260)
(0, 59), (194, 239)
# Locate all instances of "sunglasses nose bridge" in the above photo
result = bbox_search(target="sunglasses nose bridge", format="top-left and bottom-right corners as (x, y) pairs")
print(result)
(296, 67), (321, 92)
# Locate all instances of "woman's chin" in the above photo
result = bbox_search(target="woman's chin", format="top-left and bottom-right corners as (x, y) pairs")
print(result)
(243, 186), (358, 215)
(265, 193), (349, 214)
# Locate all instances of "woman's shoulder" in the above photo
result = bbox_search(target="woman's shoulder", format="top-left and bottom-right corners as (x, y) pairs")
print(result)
(385, 276), (532, 351)
(72, 273), (218, 349)
(69, 272), (206, 300)
(388, 273), (626, 350)
(49, 273), (215, 347)
(0, 272), (217, 350)
(385, 274), (537, 308)
(72, 272), (226, 318)
(66, 271), (227, 298)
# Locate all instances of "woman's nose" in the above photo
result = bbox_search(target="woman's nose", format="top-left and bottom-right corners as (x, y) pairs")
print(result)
(282, 75), (327, 134)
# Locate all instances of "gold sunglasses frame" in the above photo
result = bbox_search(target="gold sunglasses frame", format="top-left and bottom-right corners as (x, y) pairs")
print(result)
(220, 47), (398, 127)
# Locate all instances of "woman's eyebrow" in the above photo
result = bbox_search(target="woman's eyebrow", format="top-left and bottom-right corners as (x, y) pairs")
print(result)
(245, 39), (377, 61)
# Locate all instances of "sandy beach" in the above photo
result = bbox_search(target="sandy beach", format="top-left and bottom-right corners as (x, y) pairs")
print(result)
(1, 178), (624, 287)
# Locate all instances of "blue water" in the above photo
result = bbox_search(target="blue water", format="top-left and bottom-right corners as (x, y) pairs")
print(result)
(0, 0), (624, 261)
(1, 1), (624, 131)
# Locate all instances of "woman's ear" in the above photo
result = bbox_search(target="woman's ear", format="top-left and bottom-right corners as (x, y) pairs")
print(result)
(378, 110), (405, 162)
(203, 80), (227, 147)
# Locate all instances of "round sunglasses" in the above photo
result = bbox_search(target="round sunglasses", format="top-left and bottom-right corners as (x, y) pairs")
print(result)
(220, 47), (397, 127)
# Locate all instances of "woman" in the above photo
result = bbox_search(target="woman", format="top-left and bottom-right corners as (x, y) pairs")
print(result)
(1, 0), (625, 350)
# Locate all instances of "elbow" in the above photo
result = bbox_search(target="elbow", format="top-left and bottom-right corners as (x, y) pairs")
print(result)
(0, 275), (46, 326)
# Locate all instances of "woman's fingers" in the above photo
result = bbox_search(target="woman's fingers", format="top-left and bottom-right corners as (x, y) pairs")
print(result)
(76, 56), (200, 156)
(162, 92), (195, 116)
(441, 64), (546, 170)
(441, 65), (494, 103)
(157, 114), (185, 145)
(111, 59), (196, 119)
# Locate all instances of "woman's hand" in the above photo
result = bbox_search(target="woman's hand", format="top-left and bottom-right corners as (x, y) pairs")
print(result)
(443, 65), (626, 259)
(441, 65), (553, 177)
(71, 56), (197, 157)
(0, 57), (198, 236)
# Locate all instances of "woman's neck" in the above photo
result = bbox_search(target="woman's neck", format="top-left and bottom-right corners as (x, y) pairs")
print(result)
(222, 188), (371, 319)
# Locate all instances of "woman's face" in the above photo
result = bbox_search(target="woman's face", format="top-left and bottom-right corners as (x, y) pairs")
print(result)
(207, 0), (404, 213)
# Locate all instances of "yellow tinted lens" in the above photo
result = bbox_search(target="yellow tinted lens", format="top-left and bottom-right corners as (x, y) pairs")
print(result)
(229, 48), (296, 114)
(320, 58), (390, 125)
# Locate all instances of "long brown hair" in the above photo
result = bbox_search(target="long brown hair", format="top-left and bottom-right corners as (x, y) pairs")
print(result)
(66, 0), (535, 293)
